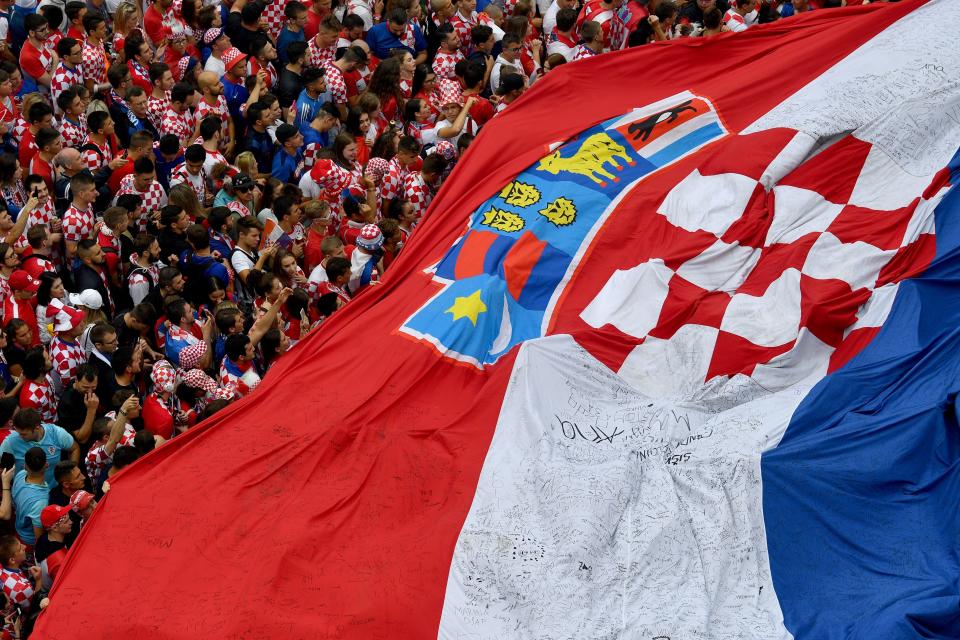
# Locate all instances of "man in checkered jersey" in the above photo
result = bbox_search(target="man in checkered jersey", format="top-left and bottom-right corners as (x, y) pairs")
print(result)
(169, 145), (208, 207)
(323, 45), (368, 121)
(50, 305), (90, 392)
(196, 72), (234, 151)
(116, 158), (169, 223)
(432, 23), (465, 80)
(19, 347), (57, 425)
(50, 38), (84, 114)
(160, 82), (199, 148)
(380, 135), (422, 214)
(0, 535), (43, 625)
(62, 173), (99, 260)
(402, 153), (447, 220)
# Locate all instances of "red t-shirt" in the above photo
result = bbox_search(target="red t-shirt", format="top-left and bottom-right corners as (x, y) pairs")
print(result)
(469, 97), (495, 127)
(18, 129), (38, 168)
(304, 8), (329, 41)
(29, 155), (55, 191)
(142, 394), (174, 440)
(143, 5), (170, 46)
(19, 41), (50, 84)
(108, 158), (135, 193)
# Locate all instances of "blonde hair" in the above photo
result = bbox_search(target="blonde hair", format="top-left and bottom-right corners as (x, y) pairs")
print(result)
(234, 151), (258, 177)
(20, 93), (46, 122)
(168, 183), (203, 220)
(113, 3), (142, 39)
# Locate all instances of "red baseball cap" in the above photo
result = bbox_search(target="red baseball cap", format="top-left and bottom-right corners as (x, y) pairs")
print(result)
(41, 504), (73, 530)
(8, 270), (39, 293)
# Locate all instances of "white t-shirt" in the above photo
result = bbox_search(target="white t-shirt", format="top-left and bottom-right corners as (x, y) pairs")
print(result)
(542, 1), (561, 42)
(231, 248), (257, 277)
(204, 56), (226, 78)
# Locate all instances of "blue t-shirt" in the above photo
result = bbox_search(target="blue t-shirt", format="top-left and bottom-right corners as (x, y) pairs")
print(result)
(11, 471), (48, 544)
(0, 424), (74, 486)
(221, 76), (250, 127)
(295, 90), (327, 135)
(272, 148), (303, 184)
(276, 27), (306, 66)
(365, 22), (426, 60)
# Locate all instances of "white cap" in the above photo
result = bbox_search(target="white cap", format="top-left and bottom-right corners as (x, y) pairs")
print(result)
(67, 290), (104, 310)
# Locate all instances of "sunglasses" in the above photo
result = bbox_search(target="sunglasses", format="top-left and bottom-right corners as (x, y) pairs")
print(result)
(236, 186), (252, 193)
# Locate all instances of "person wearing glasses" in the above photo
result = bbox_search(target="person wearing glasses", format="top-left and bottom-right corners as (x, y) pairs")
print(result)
(19, 13), (58, 93)
(489, 32), (522, 95)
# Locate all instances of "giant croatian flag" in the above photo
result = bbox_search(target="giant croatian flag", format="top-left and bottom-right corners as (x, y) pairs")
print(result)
(36, 2), (960, 638)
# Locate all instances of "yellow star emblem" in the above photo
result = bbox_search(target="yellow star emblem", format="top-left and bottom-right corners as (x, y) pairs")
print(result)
(445, 290), (487, 326)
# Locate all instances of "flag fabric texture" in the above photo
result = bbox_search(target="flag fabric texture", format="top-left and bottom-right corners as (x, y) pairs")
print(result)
(35, 2), (960, 638)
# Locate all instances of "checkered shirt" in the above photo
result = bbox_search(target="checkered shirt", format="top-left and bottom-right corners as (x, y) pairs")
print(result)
(118, 174), (168, 216)
(85, 423), (136, 481)
(399, 78), (412, 99)
(81, 137), (115, 172)
(13, 198), (57, 252)
(169, 162), (206, 205)
(572, 44), (599, 62)
(161, 106), (194, 143)
(51, 336), (85, 389)
(195, 95), (230, 140)
(12, 114), (28, 144)
(61, 116), (87, 148)
(307, 38), (335, 69)
(261, 0), (293, 39)
(50, 63), (85, 113)
(323, 61), (348, 104)
(381, 157), (410, 202)
(81, 40), (108, 86)
(62, 204), (96, 244)
(402, 171), (433, 219)
(0, 568), (34, 610)
(21, 377), (57, 423)
(147, 93), (170, 130)
(450, 12), (477, 52)
(432, 50), (464, 80)
(226, 200), (251, 218)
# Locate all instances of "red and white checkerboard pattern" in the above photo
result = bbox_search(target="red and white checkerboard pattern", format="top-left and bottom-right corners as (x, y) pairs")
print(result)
(118, 174), (168, 216)
(194, 95), (230, 140)
(62, 204), (96, 244)
(1, 568), (34, 609)
(50, 63), (84, 113)
(21, 377), (57, 423)
(380, 157), (409, 203)
(161, 106), (194, 144)
(51, 336), (86, 391)
(147, 94), (170, 130)
(402, 171), (433, 219)
(323, 61), (348, 104)
(261, 0), (294, 40)
(61, 116), (87, 148)
(581, 130), (947, 388)
(432, 50), (464, 81)
(81, 41), (108, 87)
(81, 137), (114, 172)
(307, 39), (335, 70)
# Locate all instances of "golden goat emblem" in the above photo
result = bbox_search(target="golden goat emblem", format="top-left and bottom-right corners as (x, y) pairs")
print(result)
(536, 133), (636, 187)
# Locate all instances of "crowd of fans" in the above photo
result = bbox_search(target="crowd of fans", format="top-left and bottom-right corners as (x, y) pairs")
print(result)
(0, 0), (860, 634)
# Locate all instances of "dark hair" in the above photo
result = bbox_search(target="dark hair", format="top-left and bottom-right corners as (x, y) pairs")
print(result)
(284, 0), (307, 18)
(241, 1), (264, 24)
(134, 157), (156, 175)
(65, 1), (85, 22)
(112, 345), (137, 375)
(165, 297), (191, 325)
(24, 446), (46, 473)
(207, 206), (231, 232)
(75, 362), (99, 383)
(22, 346), (47, 380)
(325, 256), (351, 282)
(35, 126), (60, 150)
(160, 204), (184, 226)
(463, 61), (485, 90)
(287, 40), (309, 66)
(184, 144), (206, 163)
(116, 193), (143, 213)
(36, 271), (61, 306)
(56, 37), (79, 58)
(703, 6), (722, 29)
(27, 101), (53, 124)
(387, 7), (407, 24)
(124, 35), (147, 62)
(422, 153), (447, 177)
(87, 110), (111, 135)
(302, 66), (326, 87)
(215, 307), (242, 334)
(149, 61), (171, 84)
(225, 334), (251, 361)
(131, 302), (156, 325)
(159, 265), (182, 289)
(199, 116), (223, 140)
(133, 430), (156, 456)
(53, 460), (78, 486)
(171, 82), (193, 104)
(90, 322), (117, 347)
(159, 134), (181, 154)
(112, 445), (139, 471)
(470, 24), (493, 46)
(556, 7), (577, 32)
(13, 409), (41, 431)
(83, 13), (105, 33)
(246, 102), (267, 126)
(260, 327), (283, 368)
(25, 13), (47, 33)
(186, 223), (210, 250)
(0, 153), (17, 185)
(397, 135), (421, 156)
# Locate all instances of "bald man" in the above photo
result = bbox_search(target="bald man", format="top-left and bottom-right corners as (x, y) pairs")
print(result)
(54, 147), (92, 215)
(196, 71), (235, 153)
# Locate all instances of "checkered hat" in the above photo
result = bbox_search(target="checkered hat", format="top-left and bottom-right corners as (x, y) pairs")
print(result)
(173, 56), (197, 82)
(356, 224), (384, 251)
(178, 341), (208, 370)
(54, 306), (85, 332)
(310, 159), (354, 192)
(436, 78), (464, 107)
(202, 27), (224, 46)
(182, 368), (218, 394)
(365, 157), (390, 183)
(222, 47), (247, 72)
(152, 360), (178, 394)
(212, 387), (236, 401)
